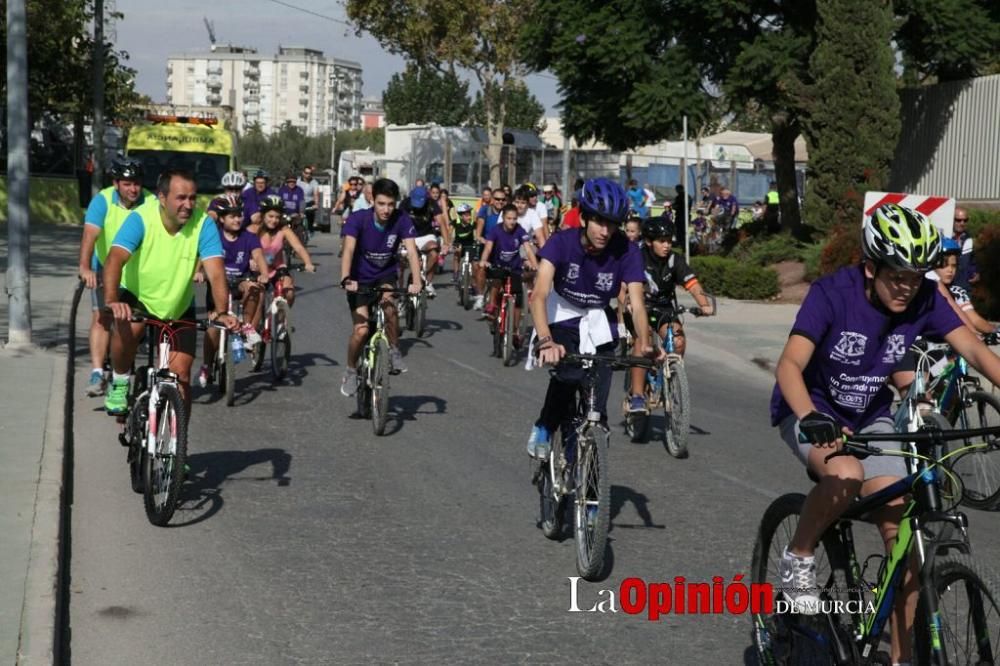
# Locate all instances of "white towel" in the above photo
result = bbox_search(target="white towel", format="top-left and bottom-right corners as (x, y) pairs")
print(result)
(524, 292), (614, 370)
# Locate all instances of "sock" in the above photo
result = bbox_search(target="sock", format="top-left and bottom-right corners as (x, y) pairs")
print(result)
(784, 546), (814, 562)
(112, 371), (130, 383)
(92, 367), (103, 374)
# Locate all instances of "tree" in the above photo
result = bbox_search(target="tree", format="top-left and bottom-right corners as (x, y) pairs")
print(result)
(237, 124), (385, 177)
(346, 0), (533, 185)
(895, 0), (1000, 84)
(469, 80), (545, 133)
(799, 0), (900, 233)
(383, 64), (471, 126)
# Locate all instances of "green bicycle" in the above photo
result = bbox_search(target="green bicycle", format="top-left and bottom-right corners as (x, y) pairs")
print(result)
(353, 286), (407, 436)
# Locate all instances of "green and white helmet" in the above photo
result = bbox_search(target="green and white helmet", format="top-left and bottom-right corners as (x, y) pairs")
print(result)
(862, 204), (941, 271)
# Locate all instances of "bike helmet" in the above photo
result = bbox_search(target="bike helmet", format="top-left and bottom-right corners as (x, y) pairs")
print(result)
(259, 194), (284, 214)
(456, 203), (472, 214)
(522, 182), (538, 197)
(410, 185), (428, 208)
(578, 177), (630, 224)
(109, 157), (143, 181)
(215, 193), (243, 217)
(253, 169), (270, 181)
(642, 216), (675, 241)
(941, 237), (962, 255)
(221, 171), (246, 189)
(862, 204), (942, 271)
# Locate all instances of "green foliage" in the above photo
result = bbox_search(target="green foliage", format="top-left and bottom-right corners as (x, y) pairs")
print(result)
(801, 242), (825, 282)
(237, 123), (384, 176)
(382, 64), (471, 126)
(690, 256), (780, 300)
(895, 0), (1000, 83)
(800, 0), (900, 232)
(728, 233), (812, 267)
(966, 208), (1000, 239)
(469, 80), (545, 133)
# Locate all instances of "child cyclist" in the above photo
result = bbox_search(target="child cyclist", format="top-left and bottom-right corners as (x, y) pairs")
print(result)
(197, 194), (269, 387)
(622, 216), (713, 414)
(451, 203), (478, 283)
(478, 204), (539, 345)
(772, 204), (1000, 665)
(931, 238), (995, 335)
(256, 194), (316, 310)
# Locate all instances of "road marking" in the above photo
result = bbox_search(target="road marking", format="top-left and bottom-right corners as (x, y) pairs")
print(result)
(710, 470), (780, 500)
(437, 355), (539, 401)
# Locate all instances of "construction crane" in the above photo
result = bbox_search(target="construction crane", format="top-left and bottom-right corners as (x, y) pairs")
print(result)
(203, 17), (216, 51)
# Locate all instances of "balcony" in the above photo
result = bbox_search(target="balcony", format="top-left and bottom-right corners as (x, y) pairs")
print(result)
(299, 70), (309, 79)
(243, 64), (260, 78)
(207, 65), (223, 76)
(206, 92), (223, 105)
(299, 83), (309, 93)
(298, 111), (308, 119)
(244, 102), (260, 115)
(243, 80), (260, 90)
(207, 75), (222, 90)
(243, 92), (259, 104)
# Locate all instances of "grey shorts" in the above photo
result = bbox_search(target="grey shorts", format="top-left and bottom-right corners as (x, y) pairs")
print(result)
(779, 415), (908, 480)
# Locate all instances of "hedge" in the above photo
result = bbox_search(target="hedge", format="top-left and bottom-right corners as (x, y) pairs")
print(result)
(690, 256), (780, 300)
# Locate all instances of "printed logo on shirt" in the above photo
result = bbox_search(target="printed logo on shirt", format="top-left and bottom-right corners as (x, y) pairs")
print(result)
(595, 272), (615, 292)
(567, 263), (580, 281)
(386, 234), (398, 248)
(882, 334), (907, 364)
(831, 331), (868, 364)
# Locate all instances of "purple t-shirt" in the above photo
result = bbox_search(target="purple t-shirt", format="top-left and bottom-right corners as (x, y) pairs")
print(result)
(770, 264), (964, 430)
(486, 224), (529, 273)
(712, 194), (739, 215)
(220, 229), (262, 278)
(278, 184), (305, 215)
(343, 208), (416, 282)
(538, 228), (644, 330)
(241, 187), (276, 226)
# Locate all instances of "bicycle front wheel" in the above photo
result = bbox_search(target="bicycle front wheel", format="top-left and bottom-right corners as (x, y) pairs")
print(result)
(574, 432), (610, 581)
(951, 390), (1000, 510)
(371, 337), (391, 436)
(663, 360), (691, 458)
(142, 384), (188, 526)
(502, 295), (516, 366)
(223, 333), (235, 406)
(915, 554), (1000, 665)
(461, 265), (473, 310)
(270, 303), (291, 381)
(414, 294), (427, 338)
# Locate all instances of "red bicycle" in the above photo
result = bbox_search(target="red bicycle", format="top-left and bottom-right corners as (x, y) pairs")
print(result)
(486, 266), (526, 366)
(251, 275), (291, 381)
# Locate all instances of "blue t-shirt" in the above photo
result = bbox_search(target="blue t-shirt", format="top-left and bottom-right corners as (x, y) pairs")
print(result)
(343, 208), (416, 282)
(486, 224), (529, 273)
(770, 264), (964, 430)
(478, 207), (502, 237)
(112, 211), (223, 259)
(627, 188), (648, 215)
(84, 188), (151, 269)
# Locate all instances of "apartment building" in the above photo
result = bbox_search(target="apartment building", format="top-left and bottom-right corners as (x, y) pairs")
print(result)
(166, 45), (363, 136)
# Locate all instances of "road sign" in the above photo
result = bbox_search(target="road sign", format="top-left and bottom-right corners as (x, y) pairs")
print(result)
(863, 191), (956, 237)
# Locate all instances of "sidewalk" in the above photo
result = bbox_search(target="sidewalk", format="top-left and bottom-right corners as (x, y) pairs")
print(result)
(0, 222), (82, 665)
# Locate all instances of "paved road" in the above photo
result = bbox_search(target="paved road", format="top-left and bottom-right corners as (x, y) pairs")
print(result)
(66, 231), (1000, 664)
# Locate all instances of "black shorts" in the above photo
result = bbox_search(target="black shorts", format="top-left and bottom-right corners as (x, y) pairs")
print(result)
(119, 288), (196, 324)
(347, 279), (397, 311)
(486, 268), (524, 308)
(205, 273), (257, 312)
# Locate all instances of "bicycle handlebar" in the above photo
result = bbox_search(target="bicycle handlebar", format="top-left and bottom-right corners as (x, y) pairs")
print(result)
(102, 307), (227, 331)
(559, 352), (656, 370)
(352, 286), (410, 296)
(823, 424), (1000, 463)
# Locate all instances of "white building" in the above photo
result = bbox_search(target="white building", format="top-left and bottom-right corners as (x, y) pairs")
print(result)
(166, 45), (363, 136)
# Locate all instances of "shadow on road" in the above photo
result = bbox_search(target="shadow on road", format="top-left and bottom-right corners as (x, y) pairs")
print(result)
(170, 448), (293, 527)
(378, 394), (448, 436)
(610, 484), (666, 530)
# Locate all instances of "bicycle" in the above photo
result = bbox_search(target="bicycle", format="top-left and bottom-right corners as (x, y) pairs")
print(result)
(282, 212), (308, 269)
(457, 244), (479, 311)
(250, 277), (291, 382)
(209, 282), (253, 407)
(623, 299), (712, 457)
(399, 249), (429, 338)
(353, 286), (408, 436)
(485, 265), (526, 367)
(752, 421), (1000, 665)
(532, 352), (655, 581)
(115, 310), (224, 526)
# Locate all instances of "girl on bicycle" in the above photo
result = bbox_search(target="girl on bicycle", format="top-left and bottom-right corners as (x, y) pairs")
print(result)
(479, 204), (539, 344)
(771, 204), (1000, 665)
(451, 203), (477, 283)
(256, 195), (316, 309)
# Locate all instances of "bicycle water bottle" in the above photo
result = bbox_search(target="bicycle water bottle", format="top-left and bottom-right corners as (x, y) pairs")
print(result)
(232, 335), (246, 364)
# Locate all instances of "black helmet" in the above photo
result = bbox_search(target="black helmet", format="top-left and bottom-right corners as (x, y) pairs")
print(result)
(642, 216), (675, 241)
(110, 157), (143, 181)
(215, 193), (243, 217)
(259, 194), (284, 214)
(253, 169), (270, 181)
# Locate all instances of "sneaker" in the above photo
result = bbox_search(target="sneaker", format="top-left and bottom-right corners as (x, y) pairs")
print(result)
(340, 368), (358, 397)
(451, 272), (460, 285)
(425, 283), (437, 298)
(86, 369), (107, 397)
(627, 395), (648, 414)
(527, 425), (552, 460)
(197, 364), (210, 389)
(513, 334), (523, 350)
(484, 303), (497, 320)
(389, 347), (407, 374)
(104, 377), (130, 415)
(473, 295), (484, 311)
(778, 547), (821, 614)
(242, 325), (262, 347)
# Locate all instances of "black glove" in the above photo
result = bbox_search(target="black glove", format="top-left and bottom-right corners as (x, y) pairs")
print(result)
(984, 331), (1000, 347)
(798, 411), (840, 445)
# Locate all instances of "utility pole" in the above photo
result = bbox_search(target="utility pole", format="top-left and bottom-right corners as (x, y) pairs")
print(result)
(6, 0), (32, 345)
(92, 0), (105, 197)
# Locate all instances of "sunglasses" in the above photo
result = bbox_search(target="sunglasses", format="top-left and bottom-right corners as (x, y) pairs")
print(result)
(493, 197), (507, 202)
(954, 217), (968, 222)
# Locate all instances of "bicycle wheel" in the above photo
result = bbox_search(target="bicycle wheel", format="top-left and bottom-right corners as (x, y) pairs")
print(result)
(270, 303), (290, 381)
(750, 493), (857, 666)
(127, 400), (147, 494)
(223, 333), (235, 407)
(461, 264), (473, 310)
(142, 384), (188, 526)
(915, 554), (1000, 665)
(951, 391), (1000, 510)
(371, 336), (391, 436)
(538, 427), (566, 540)
(414, 293), (427, 338)
(250, 332), (265, 372)
(502, 295), (516, 366)
(356, 361), (372, 420)
(663, 360), (691, 458)
(574, 431), (611, 581)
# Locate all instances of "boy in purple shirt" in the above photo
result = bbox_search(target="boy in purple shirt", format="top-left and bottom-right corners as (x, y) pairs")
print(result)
(479, 204), (539, 343)
(772, 204), (1000, 664)
(339, 178), (423, 389)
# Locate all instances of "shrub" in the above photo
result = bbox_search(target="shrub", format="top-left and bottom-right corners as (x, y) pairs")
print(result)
(966, 208), (1000, 239)
(801, 242), (824, 282)
(819, 224), (862, 276)
(972, 223), (1000, 320)
(691, 256), (780, 300)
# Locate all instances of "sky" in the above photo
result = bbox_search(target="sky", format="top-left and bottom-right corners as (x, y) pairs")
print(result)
(111, 0), (563, 114)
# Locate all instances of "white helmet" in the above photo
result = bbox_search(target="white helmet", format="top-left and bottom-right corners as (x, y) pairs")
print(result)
(221, 171), (246, 188)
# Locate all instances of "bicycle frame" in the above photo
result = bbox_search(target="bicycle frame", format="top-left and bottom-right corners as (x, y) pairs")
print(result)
(136, 322), (184, 456)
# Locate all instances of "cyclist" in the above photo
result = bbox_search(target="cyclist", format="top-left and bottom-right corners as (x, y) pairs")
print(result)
(542, 183), (562, 231)
(255, 195), (316, 310)
(296, 165), (320, 233)
(208, 171), (247, 221)
(513, 186), (546, 248)
(473, 186), (493, 218)
(278, 172), (306, 220)
(771, 204), (1000, 664)
(474, 188), (508, 311)
(479, 203), (539, 340)
(340, 178), (423, 391)
(399, 185), (450, 298)
(451, 203), (478, 284)
(526, 177), (658, 459)
(197, 194), (268, 388)
(623, 214), (643, 247)
(241, 169), (276, 229)
(102, 169), (239, 414)
(622, 217), (713, 414)
(352, 179), (373, 213)
(78, 157), (151, 397)
(523, 182), (551, 240)
(930, 238), (995, 335)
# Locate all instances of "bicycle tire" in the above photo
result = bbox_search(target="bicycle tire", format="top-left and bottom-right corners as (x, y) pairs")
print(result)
(223, 332), (235, 407)
(950, 391), (1000, 510)
(127, 401), (146, 494)
(502, 295), (516, 366)
(250, 337), (265, 373)
(356, 361), (372, 420)
(414, 293), (427, 338)
(914, 553), (1000, 665)
(663, 360), (691, 458)
(461, 264), (473, 310)
(539, 427), (566, 540)
(271, 303), (290, 381)
(404, 294), (415, 332)
(574, 432), (611, 581)
(142, 384), (188, 527)
(750, 493), (857, 666)
(371, 337), (391, 436)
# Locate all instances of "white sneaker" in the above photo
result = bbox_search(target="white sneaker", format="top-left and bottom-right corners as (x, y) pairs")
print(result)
(425, 283), (436, 298)
(243, 326), (262, 346)
(473, 295), (484, 311)
(340, 368), (358, 397)
(777, 547), (821, 614)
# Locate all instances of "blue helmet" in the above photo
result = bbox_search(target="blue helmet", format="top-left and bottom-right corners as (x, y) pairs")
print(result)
(941, 237), (961, 255)
(578, 177), (630, 224)
(410, 186), (428, 208)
